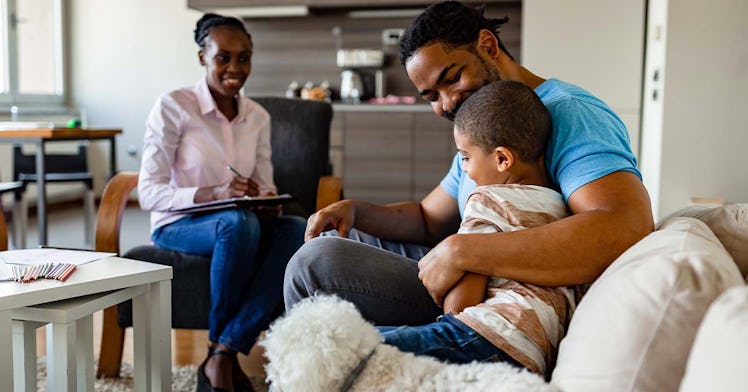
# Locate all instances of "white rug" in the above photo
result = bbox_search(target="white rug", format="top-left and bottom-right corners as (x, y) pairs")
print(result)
(35, 358), (268, 391)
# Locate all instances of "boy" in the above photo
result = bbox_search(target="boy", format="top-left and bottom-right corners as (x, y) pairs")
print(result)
(380, 81), (574, 377)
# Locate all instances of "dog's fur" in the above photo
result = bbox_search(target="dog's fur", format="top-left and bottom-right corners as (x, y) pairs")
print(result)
(262, 295), (559, 392)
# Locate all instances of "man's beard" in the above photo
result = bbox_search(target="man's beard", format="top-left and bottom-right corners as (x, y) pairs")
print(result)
(442, 61), (501, 121)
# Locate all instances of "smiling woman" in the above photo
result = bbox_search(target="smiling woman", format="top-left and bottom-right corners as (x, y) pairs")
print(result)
(137, 13), (307, 392)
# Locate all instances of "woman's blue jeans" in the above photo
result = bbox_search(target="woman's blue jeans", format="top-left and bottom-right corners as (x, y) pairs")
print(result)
(152, 209), (306, 354)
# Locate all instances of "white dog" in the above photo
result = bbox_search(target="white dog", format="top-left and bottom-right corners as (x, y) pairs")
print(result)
(262, 295), (559, 392)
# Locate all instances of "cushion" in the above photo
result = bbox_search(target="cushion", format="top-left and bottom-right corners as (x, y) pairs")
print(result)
(659, 203), (748, 277)
(680, 286), (748, 392)
(551, 217), (744, 392)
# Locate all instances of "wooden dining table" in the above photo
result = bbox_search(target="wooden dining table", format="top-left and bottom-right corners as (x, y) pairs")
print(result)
(0, 126), (122, 246)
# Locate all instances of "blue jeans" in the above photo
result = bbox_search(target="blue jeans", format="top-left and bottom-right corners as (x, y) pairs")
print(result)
(152, 209), (306, 354)
(378, 313), (523, 366)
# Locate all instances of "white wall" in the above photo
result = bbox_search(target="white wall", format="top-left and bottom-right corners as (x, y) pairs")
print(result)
(521, 0), (645, 156)
(641, 0), (748, 218)
(69, 0), (203, 193)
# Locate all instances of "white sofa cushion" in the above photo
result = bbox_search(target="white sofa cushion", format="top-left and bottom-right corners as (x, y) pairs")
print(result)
(552, 217), (744, 392)
(659, 203), (748, 276)
(680, 286), (748, 392)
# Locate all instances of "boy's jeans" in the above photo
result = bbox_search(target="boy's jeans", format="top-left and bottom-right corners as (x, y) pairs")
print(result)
(378, 313), (523, 366)
(152, 209), (305, 354)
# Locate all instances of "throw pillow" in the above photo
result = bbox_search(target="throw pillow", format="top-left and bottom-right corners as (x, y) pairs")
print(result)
(658, 203), (748, 277)
(551, 217), (743, 392)
(680, 286), (748, 392)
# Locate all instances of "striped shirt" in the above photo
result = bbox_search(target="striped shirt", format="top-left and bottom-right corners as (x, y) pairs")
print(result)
(454, 184), (575, 376)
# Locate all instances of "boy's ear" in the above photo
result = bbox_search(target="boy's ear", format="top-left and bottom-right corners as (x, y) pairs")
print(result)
(476, 29), (501, 60)
(494, 147), (514, 173)
(198, 50), (206, 66)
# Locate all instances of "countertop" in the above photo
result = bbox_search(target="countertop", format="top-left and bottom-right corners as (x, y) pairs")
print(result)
(332, 102), (433, 112)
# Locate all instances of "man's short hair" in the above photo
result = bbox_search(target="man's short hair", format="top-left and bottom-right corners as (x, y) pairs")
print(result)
(454, 81), (551, 162)
(399, 1), (513, 65)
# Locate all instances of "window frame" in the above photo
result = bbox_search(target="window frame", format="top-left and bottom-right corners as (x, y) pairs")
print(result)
(0, 0), (67, 110)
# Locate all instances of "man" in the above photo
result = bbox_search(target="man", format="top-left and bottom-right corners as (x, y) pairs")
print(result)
(284, 1), (653, 326)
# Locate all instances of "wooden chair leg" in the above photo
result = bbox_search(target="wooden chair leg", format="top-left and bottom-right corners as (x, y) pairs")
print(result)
(96, 305), (125, 378)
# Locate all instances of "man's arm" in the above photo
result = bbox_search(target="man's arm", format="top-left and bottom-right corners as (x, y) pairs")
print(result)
(418, 171), (653, 305)
(305, 185), (461, 245)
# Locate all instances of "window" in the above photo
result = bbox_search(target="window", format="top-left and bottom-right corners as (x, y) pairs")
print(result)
(0, 0), (65, 108)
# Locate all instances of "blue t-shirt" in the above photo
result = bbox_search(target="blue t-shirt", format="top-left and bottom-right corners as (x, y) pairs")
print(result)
(441, 78), (641, 217)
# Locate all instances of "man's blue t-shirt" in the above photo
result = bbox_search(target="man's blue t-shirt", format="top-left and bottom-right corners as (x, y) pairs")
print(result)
(441, 78), (641, 217)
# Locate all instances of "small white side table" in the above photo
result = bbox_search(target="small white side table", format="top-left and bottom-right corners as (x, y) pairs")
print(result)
(0, 257), (172, 392)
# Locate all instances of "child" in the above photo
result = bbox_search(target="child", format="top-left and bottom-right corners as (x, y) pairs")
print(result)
(379, 81), (575, 377)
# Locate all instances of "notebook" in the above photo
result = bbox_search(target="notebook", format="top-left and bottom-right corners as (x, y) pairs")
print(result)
(168, 193), (295, 214)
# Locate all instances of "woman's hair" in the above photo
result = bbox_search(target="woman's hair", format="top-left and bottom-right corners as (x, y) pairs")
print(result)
(454, 81), (551, 162)
(399, 1), (513, 65)
(194, 13), (252, 48)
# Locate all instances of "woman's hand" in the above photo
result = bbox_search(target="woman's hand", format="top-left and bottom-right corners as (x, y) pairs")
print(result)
(304, 200), (356, 241)
(194, 177), (259, 203)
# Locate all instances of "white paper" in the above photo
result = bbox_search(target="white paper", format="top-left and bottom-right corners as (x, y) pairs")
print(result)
(0, 248), (116, 266)
(0, 263), (14, 281)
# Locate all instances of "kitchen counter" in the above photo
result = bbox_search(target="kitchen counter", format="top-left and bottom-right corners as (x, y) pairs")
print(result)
(332, 103), (433, 112)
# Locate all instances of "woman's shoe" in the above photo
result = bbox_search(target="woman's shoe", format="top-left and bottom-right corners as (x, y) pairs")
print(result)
(231, 357), (255, 392)
(196, 347), (235, 392)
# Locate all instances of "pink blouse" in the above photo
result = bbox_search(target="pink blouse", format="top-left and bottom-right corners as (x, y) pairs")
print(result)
(138, 77), (276, 232)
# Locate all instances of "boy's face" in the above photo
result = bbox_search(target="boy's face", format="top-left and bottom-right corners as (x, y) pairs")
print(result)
(454, 128), (506, 186)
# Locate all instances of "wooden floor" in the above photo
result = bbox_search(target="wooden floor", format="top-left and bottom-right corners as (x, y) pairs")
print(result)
(33, 310), (267, 379)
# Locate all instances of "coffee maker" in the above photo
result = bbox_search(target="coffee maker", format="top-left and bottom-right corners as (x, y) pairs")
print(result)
(337, 49), (385, 103)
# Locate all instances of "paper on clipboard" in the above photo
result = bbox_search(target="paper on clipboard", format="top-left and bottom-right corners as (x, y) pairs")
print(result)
(0, 248), (116, 266)
(168, 193), (295, 214)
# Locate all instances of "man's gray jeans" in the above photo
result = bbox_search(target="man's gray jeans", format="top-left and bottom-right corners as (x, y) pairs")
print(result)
(283, 229), (443, 325)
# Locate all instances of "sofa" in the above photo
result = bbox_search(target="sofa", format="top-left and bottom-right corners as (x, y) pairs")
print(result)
(550, 203), (748, 392)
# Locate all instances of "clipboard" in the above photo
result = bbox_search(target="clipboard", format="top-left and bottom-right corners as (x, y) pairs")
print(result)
(168, 193), (296, 214)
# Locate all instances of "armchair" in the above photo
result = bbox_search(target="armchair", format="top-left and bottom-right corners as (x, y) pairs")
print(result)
(96, 97), (342, 377)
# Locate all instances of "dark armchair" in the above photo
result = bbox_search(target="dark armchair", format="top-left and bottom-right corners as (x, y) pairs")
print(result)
(95, 97), (342, 377)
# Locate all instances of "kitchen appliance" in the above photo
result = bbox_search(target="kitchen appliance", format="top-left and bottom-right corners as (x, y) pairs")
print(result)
(337, 49), (385, 102)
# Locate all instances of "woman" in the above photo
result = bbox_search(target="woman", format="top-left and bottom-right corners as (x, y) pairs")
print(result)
(138, 13), (305, 391)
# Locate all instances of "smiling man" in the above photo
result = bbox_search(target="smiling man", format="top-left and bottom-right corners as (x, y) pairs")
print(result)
(284, 1), (653, 327)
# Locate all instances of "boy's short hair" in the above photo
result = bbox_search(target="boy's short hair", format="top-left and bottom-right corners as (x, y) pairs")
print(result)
(454, 80), (551, 162)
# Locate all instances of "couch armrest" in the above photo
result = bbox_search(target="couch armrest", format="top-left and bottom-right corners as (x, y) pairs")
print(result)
(316, 175), (343, 212)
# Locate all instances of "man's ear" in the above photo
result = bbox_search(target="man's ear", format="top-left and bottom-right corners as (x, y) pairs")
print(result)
(198, 50), (206, 66)
(476, 29), (501, 60)
(494, 146), (515, 173)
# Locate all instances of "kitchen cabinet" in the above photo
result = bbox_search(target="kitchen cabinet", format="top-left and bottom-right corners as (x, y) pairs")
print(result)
(330, 105), (454, 204)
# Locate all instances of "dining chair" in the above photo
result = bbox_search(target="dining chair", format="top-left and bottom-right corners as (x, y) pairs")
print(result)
(0, 179), (26, 249)
(13, 143), (96, 247)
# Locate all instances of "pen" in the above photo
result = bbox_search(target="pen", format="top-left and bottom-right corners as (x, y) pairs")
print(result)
(226, 165), (247, 179)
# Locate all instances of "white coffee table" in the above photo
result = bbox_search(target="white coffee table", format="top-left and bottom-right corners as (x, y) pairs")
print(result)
(0, 256), (172, 392)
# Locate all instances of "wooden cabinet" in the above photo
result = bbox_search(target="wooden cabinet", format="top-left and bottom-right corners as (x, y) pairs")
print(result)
(331, 107), (453, 204)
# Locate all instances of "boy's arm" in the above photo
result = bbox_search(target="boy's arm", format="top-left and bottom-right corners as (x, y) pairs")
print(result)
(418, 171), (653, 305)
(443, 273), (489, 314)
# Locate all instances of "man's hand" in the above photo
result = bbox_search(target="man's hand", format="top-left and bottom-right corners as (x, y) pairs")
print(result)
(304, 200), (356, 241)
(417, 234), (466, 306)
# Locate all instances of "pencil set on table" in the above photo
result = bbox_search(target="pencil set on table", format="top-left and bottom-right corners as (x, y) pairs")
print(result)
(10, 263), (77, 283)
